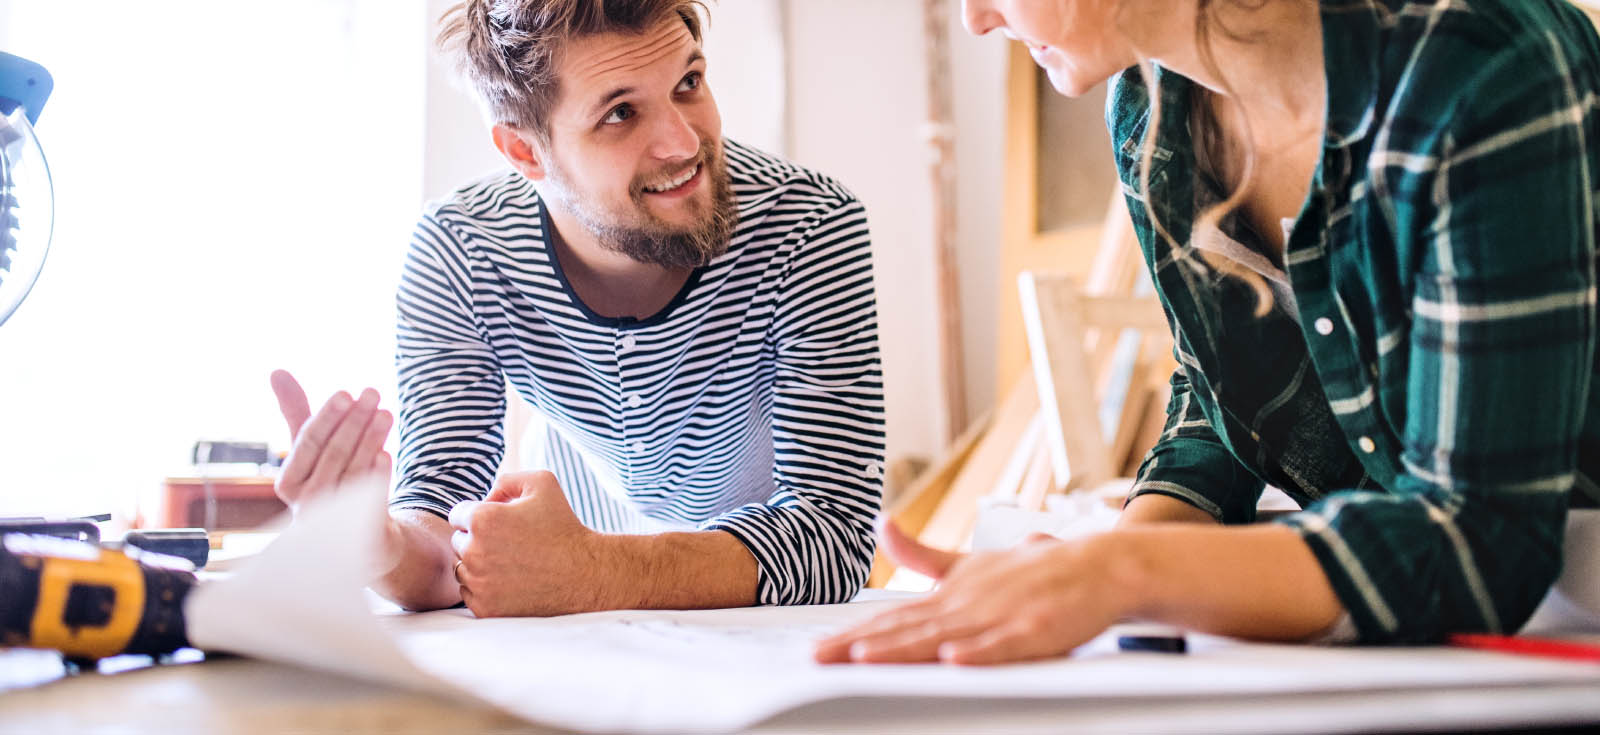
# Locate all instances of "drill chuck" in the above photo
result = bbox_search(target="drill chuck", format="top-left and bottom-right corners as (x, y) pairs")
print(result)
(1, 533), (196, 659)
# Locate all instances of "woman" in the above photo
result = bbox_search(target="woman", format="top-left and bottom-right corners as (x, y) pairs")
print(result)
(816, 0), (1600, 665)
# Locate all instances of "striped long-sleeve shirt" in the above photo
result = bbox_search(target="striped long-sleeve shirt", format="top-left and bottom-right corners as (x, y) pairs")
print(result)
(1114, 0), (1600, 643)
(388, 140), (885, 606)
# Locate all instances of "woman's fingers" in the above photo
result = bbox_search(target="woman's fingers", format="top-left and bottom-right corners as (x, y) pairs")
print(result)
(938, 615), (1067, 666)
(844, 618), (993, 663)
(878, 517), (962, 580)
(814, 596), (954, 663)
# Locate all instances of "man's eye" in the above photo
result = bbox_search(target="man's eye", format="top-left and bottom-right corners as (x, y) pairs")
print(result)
(603, 103), (635, 125)
(676, 72), (701, 93)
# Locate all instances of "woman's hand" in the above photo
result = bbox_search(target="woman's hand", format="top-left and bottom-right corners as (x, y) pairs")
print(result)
(814, 520), (1140, 666)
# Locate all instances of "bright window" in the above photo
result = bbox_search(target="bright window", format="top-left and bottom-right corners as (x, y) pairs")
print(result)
(0, 1), (425, 517)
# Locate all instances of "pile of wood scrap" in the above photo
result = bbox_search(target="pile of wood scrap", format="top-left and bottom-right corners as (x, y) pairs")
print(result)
(869, 195), (1175, 588)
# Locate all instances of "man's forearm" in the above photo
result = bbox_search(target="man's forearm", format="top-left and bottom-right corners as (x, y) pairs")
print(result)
(603, 530), (759, 610)
(374, 509), (462, 611)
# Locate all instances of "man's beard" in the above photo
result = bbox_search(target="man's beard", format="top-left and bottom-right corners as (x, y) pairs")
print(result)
(546, 139), (738, 269)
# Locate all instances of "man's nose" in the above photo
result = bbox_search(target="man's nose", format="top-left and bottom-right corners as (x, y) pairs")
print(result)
(652, 105), (701, 162)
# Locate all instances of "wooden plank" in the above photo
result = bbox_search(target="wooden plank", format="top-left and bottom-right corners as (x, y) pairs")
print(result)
(1121, 361), (1176, 476)
(1018, 272), (1114, 491)
(997, 224), (1101, 401)
(1079, 296), (1169, 332)
(989, 410), (1046, 503)
(918, 371), (1040, 551)
(1108, 357), (1156, 475)
(920, 0), (968, 443)
(1084, 191), (1145, 380)
(865, 407), (991, 588)
(1085, 189), (1138, 295)
(1015, 437), (1057, 511)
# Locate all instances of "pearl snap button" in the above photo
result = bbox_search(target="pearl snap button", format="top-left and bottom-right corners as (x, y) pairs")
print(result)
(1358, 436), (1376, 454)
(626, 394), (643, 408)
(620, 334), (637, 351)
(1315, 317), (1334, 336)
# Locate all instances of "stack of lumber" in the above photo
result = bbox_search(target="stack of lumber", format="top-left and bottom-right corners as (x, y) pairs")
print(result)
(868, 193), (1174, 588)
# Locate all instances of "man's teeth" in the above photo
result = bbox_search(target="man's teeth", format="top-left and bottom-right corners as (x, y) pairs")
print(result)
(645, 164), (699, 193)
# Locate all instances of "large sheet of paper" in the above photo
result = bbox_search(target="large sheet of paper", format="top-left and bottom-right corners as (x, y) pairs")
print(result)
(186, 488), (1600, 734)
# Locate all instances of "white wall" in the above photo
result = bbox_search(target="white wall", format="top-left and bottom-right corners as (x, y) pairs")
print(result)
(782, 0), (1007, 462)
(947, 4), (1009, 433)
(422, 0), (508, 202)
(0, 1), (425, 518)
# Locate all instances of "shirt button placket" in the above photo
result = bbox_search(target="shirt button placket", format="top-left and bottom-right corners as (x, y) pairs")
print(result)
(617, 329), (640, 471)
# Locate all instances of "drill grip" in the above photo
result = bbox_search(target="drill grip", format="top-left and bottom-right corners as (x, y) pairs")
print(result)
(1, 534), (196, 659)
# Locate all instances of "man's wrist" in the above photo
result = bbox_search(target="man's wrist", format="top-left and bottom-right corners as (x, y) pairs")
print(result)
(591, 530), (759, 611)
(374, 512), (409, 577)
(592, 532), (653, 610)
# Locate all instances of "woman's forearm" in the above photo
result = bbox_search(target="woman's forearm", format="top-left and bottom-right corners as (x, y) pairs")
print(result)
(1118, 493), (1220, 526)
(1113, 523), (1345, 641)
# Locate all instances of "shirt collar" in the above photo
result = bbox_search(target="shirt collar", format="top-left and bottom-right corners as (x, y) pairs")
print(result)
(1320, 0), (1385, 148)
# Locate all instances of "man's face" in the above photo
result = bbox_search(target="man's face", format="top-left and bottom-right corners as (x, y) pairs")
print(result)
(537, 18), (736, 268)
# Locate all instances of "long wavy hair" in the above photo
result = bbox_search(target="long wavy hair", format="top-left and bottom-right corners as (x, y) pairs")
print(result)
(1122, 0), (1284, 315)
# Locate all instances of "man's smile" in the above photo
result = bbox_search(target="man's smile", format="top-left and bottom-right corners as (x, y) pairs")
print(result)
(641, 161), (704, 198)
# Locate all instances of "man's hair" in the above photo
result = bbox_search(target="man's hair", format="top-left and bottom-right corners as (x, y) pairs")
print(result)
(437, 0), (707, 140)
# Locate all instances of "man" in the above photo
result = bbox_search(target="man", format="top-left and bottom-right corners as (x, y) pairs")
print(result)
(269, 0), (883, 617)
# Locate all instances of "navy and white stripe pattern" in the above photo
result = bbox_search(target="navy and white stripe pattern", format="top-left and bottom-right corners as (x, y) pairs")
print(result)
(390, 139), (885, 606)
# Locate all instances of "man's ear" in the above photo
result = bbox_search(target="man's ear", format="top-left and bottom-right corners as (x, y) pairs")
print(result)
(491, 123), (549, 181)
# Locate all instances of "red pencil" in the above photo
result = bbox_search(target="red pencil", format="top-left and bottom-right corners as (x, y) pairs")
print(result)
(1447, 633), (1600, 663)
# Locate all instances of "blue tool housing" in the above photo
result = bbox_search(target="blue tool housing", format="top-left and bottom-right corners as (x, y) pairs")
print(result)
(0, 52), (53, 125)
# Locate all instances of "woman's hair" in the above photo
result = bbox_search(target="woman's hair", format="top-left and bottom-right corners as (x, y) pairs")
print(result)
(1124, 0), (1280, 315)
(437, 0), (708, 142)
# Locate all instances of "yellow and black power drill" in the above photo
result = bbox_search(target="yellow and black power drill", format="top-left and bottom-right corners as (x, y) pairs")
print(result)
(1, 527), (199, 661)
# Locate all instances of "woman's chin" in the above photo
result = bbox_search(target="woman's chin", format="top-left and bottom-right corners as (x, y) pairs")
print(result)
(1043, 64), (1103, 98)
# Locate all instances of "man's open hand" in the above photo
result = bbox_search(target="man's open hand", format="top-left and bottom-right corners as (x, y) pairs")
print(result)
(448, 471), (619, 617)
(270, 369), (393, 515)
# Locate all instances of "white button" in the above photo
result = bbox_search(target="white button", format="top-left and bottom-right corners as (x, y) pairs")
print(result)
(619, 334), (638, 351)
(626, 394), (643, 408)
(631, 441), (646, 453)
(864, 462), (882, 479)
(1358, 436), (1376, 454)
(1314, 317), (1335, 336)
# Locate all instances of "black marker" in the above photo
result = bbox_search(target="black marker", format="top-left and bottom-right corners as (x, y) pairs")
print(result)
(1115, 623), (1187, 653)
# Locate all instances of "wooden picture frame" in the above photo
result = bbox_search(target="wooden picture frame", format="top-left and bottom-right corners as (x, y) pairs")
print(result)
(996, 43), (1121, 398)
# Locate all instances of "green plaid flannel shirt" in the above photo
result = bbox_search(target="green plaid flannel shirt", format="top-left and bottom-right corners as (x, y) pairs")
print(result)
(1113, 0), (1600, 643)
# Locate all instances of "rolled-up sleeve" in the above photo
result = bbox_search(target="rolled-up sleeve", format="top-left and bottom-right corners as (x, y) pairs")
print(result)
(1128, 353), (1267, 523)
(705, 197), (885, 606)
